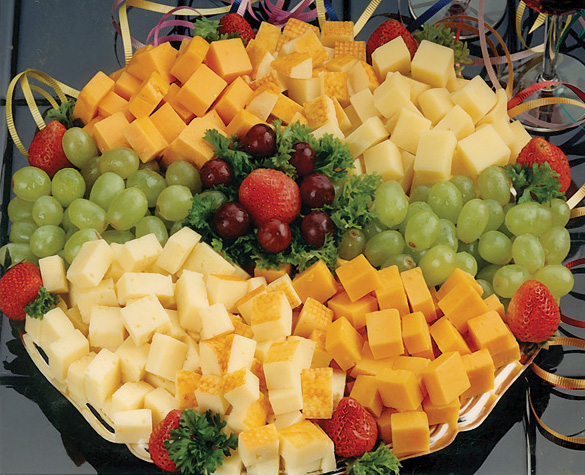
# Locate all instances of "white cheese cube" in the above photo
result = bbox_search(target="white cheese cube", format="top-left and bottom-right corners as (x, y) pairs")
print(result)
(411, 40), (455, 88)
(117, 233), (163, 272)
(250, 291), (292, 342)
(413, 129), (457, 186)
(206, 274), (249, 313)
(434, 104), (475, 140)
(270, 410), (304, 431)
(155, 227), (201, 275)
(332, 369), (347, 408)
(373, 72), (412, 119)
(349, 88), (379, 123)
(452, 75), (497, 124)
(263, 338), (315, 390)
(143, 387), (178, 426)
(175, 270), (208, 333)
(287, 77), (321, 105)
(115, 337), (150, 383)
(25, 315), (43, 344)
(89, 306), (126, 351)
(84, 348), (121, 409)
(120, 295), (171, 347)
(418, 87), (454, 124)
(115, 272), (174, 307)
(363, 139), (404, 181)
(65, 306), (89, 336)
(269, 383), (303, 415)
(75, 278), (118, 323)
(199, 303), (235, 341)
(38, 255), (68, 293)
(113, 409), (152, 444)
(111, 381), (154, 414)
(47, 329), (90, 382)
(182, 335), (201, 372)
(456, 124), (511, 176)
(224, 368), (260, 409)
(214, 449), (243, 475)
(390, 107), (432, 155)
(238, 424), (280, 468)
(162, 309), (188, 342)
(372, 35), (411, 78)
(145, 333), (188, 381)
(38, 307), (75, 350)
(181, 242), (235, 277)
(509, 120), (532, 164)
(66, 352), (95, 404)
(66, 239), (113, 289)
(311, 120), (345, 141)
(345, 116), (389, 158)
(144, 372), (176, 396)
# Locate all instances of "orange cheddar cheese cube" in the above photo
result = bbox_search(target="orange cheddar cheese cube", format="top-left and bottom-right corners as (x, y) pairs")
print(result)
(213, 76), (254, 125)
(376, 407), (397, 443)
(460, 349), (495, 400)
(92, 111), (131, 153)
(438, 280), (489, 333)
(422, 351), (470, 406)
(392, 355), (430, 397)
(292, 260), (337, 304)
(430, 317), (471, 355)
(391, 411), (430, 456)
(336, 254), (381, 302)
(375, 265), (410, 316)
(73, 71), (115, 125)
(484, 293), (505, 319)
(436, 268), (483, 300)
(206, 38), (253, 84)
(170, 35), (210, 84)
(114, 70), (142, 101)
(128, 71), (169, 119)
(97, 91), (131, 121)
(327, 292), (378, 330)
(226, 109), (265, 138)
(164, 83), (195, 123)
(400, 267), (437, 323)
(366, 309), (403, 359)
(149, 102), (186, 144)
(350, 341), (397, 378)
(254, 263), (291, 283)
(350, 374), (383, 417)
(123, 116), (168, 163)
(177, 63), (227, 117)
(126, 42), (177, 83)
(376, 368), (423, 411)
(294, 297), (333, 338)
(467, 311), (520, 368)
(402, 311), (433, 358)
(325, 316), (363, 371)
(422, 396), (460, 427)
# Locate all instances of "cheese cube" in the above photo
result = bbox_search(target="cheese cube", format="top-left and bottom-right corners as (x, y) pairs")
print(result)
(363, 139), (404, 181)
(38, 307), (76, 350)
(123, 116), (168, 163)
(175, 270), (208, 333)
(206, 38), (253, 84)
(73, 71), (115, 124)
(391, 411), (430, 456)
(467, 311), (520, 368)
(92, 111), (131, 153)
(143, 387), (178, 425)
(456, 125), (511, 176)
(263, 337), (315, 390)
(411, 40), (454, 88)
(422, 352), (470, 405)
(115, 337), (150, 383)
(422, 396), (460, 427)
(175, 370), (201, 409)
(246, 84), (280, 121)
(177, 63), (227, 117)
(279, 421), (333, 471)
(117, 233), (163, 272)
(430, 317), (471, 355)
(376, 368), (423, 411)
(170, 35), (209, 84)
(75, 278), (118, 323)
(300, 367), (333, 419)
(239, 424), (280, 471)
(181, 242), (235, 277)
(66, 353), (96, 404)
(373, 72), (412, 119)
(348, 60), (380, 94)
(200, 333), (256, 375)
(224, 368), (260, 409)
(39, 255), (68, 293)
(451, 75), (497, 124)
(402, 311), (433, 357)
(24, 314), (43, 344)
(350, 374), (383, 417)
(113, 408), (152, 444)
(269, 383), (303, 415)
(281, 30), (328, 67)
(311, 121), (345, 141)
(293, 297), (333, 338)
(199, 303), (235, 341)
(214, 449), (243, 475)
(246, 40), (275, 80)
(271, 52), (312, 80)
(292, 260), (337, 304)
(325, 317), (363, 371)
(251, 291), (292, 342)
(372, 36), (411, 78)
(163, 82), (195, 123)
(418, 87), (454, 124)
(401, 267), (437, 323)
(345, 116), (388, 159)
(413, 129), (457, 185)
(434, 104), (475, 141)
(228, 393), (271, 433)
(508, 120), (532, 163)
(461, 349), (495, 399)
(321, 20), (353, 47)
(128, 71), (169, 119)
(47, 329), (90, 382)
(366, 308), (404, 359)
(375, 265), (410, 315)
(89, 306), (126, 351)
(84, 348), (121, 409)
(66, 239), (113, 288)
(115, 272), (173, 307)
(206, 274), (249, 313)
(144, 373), (176, 396)
(334, 40), (366, 61)
(286, 77), (321, 105)
(303, 94), (338, 130)
(255, 22), (282, 53)
(336, 254), (381, 302)
(195, 374), (229, 414)
(155, 226), (201, 275)
(111, 381), (154, 414)
(390, 108), (432, 155)
(145, 333), (188, 381)
(120, 295), (171, 347)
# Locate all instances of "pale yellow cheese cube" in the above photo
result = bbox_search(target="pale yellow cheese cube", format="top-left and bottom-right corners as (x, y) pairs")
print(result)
(456, 124), (511, 176)
(214, 449), (243, 475)
(182, 335), (201, 372)
(145, 332), (188, 381)
(271, 52), (312, 80)
(373, 72), (412, 119)
(281, 30), (328, 67)
(111, 381), (154, 414)
(349, 87), (379, 123)
(175, 269), (208, 333)
(434, 104), (475, 140)
(239, 424), (280, 470)
(390, 108), (432, 154)
(411, 40), (454, 88)
(403, 74), (432, 106)
(251, 291), (293, 342)
(451, 75), (497, 124)
(345, 116), (389, 158)
(199, 303), (235, 341)
(263, 337), (315, 390)
(279, 421), (333, 469)
(508, 120), (532, 164)
(483, 120), (515, 148)
(47, 329), (89, 382)
(115, 337), (150, 383)
(116, 272), (174, 307)
(39, 255), (68, 293)
(363, 139), (404, 181)
(24, 315), (43, 344)
(39, 307), (75, 350)
(343, 103), (362, 135)
(383, 101), (422, 135)
(224, 368), (260, 409)
(244, 459), (280, 475)
(348, 60), (379, 94)
(155, 226), (201, 275)
(332, 369), (347, 408)
(64, 306), (89, 337)
(246, 87), (279, 121)
(66, 239), (114, 289)
(247, 40), (276, 80)
(113, 408), (152, 443)
(418, 87), (454, 124)
(476, 88), (509, 126)
(66, 353), (95, 404)
(206, 274), (249, 313)
(75, 278), (118, 323)
(270, 410), (304, 431)
(286, 77), (321, 105)
(89, 305), (127, 351)
(311, 121), (345, 141)
(372, 36), (411, 79)
(144, 387), (178, 425)
(84, 348), (121, 409)
(195, 374), (229, 414)
(117, 234), (163, 272)
(414, 129), (457, 186)
(145, 372), (176, 396)
(162, 309), (188, 342)
(120, 295), (171, 346)
(269, 383), (303, 415)
(399, 149), (416, 193)
(181, 242), (235, 277)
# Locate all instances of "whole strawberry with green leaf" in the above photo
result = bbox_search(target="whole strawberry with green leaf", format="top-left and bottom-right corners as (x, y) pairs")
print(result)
(516, 137), (571, 193)
(28, 120), (71, 178)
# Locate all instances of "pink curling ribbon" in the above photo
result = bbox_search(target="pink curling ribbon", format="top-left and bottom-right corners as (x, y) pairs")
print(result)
(147, 6), (202, 47)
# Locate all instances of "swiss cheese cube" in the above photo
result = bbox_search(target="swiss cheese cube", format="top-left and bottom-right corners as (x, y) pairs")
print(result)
(411, 40), (454, 88)
(39, 255), (68, 293)
(47, 329), (89, 382)
(115, 337), (150, 383)
(67, 239), (113, 289)
(89, 305), (126, 351)
(120, 295), (171, 346)
(175, 269), (208, 333)
(113, 409), (152, 443)
(145, 332), (188, 381)
(84, 348), (121, 410)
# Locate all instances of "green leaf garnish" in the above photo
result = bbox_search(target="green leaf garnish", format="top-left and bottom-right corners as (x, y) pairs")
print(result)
(166, 409), (238, 475)
(24, 287), (59, 319)
(345, 443), (402, 475)
(504, 162), (566, 204)
(192, 17), (240, 43)
(413, 24), (472, 73)
(326, 174), (382, 230)
(45, 99), (83, 129)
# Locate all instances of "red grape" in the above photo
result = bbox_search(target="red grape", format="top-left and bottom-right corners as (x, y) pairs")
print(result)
(257, 218), (292, 253)
(300, 173), (335, 208)
(289, 142), (316, 176)
(213, 202), (250, 240)
(301, 211), (335, 248)
(200, 159), (233, 188)
(242, 124), (277, 159)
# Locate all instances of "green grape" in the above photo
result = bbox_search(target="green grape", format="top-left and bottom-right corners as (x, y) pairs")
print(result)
(29, 225), (66, 258)
(476, 264), (501, 284)
(476, 278), (494, 297)
(365, 230), (405, 267)
(398, 202), (433, 235)
(433, 219), (458, 251)
(80, 155), (101, 189)
(477, 166), (511, 205)
(99, 148), (140, 179)
(409, 184), (431, 203)
(540, 226), (571, 265)
(478, 230), (512, 265)
(504, 202), (540, 236)
(156, 185), (193, 222)
(548, 198), (570, 228)
(89, 172), (125, 210)
(374, 181), (409, 228)
(498, 203), (516, 238)
(338, 228), (366, 261)
(0, 243), (38, 266)
(7, 197), (35, 222)
(68, 198), (107, 232)
(62, 127), (99, 168)
(32, 195), (64, 227)
(419, 245), (456, 287)
(51, 168), (86, 207)
(139, 160), (161, 173)
(533, 204), (553, 235)
(450, 175), (476, 203)
(511, 234), (545, 273)
(135, 216), (169, 246)
(12, 166), (52, 202)
(458, 240), (487, 270)
(483, 199), (505, 232)
(169, 220), (184, 236)
(198, 190), (227, 213)
(127, 169), (167, 208)
(9, 221), (38, 244)
(403, 245), (427, 265)
(64, 228), (101, 263)
(492, 264), (530, 298)
(455, 251), (478, 277)
(427, 181), (463, 223)
(405, 210), (440, 251)
(456, 199), (489, 243)
(165, 161), (203, 194)
(102, 229), (135, 245)
(532, 265), (574, 299)
(382, 253), (416, 272)
(108, 187), (149, 231)
(362, 218), (388, 241)
(61, 207), (79, 233)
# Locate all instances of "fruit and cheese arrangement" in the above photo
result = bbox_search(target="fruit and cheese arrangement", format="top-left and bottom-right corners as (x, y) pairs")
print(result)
(1, 6), (577, 475)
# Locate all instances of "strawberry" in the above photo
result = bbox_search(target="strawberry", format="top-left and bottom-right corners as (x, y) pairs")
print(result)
(321, 396), (378, 458)
(148, 409), (182, 472)
(0, 262), (43, 321)
(218, 13), (255, 45)
(238, 168), (301, 225)
(366, 19), (418, 63)
(506, 280), (560, 343)
(27, 120), (71, 178)
(516, 137), (571, 193)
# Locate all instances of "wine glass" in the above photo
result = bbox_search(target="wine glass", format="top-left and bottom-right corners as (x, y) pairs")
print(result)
(514, 0), (585, 131)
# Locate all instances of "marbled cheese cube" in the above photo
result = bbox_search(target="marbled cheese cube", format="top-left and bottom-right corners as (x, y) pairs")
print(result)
(363, 139), (404, 182)
(66, 239), (114, 289)
(281, 30), (328, 67)
(300, 367), (333, 419)
(263, 338), (315, 390)
(411, 40), (454, 88)
(456, 124), (511, 176)
(251, 291), (292, 342)
(224, 368), (260, 409)
(451, 75), (497, 124)
(155, 226), (201, 275)
(115, 337), (150, 383)
(271, 52), (312, 80)
(84, 348), (121, 409)
(206, 274), (249, 313)
(113, 408), (152, 443)
(38, 307), (75, 350)
(144, 387), (178, 425)
(199, 303), (235, 341)
(294, 297), (334, 338)
(117, 233), (163, 272)
(228, 392), (271, 433)
(345, 116), (389, 158)
(200, 333), (256, 375)
(279, 421), (333, 469)
(390, 107), (432, 155)
(120, 295), (171, 347)
(195, 374), (229, 414)
(145, 333), (188, 381)
(266, 274), (302, 309)
(181, 242), (235, 277)
(115, 272), (174, 307)
(238, 423), (280, 468)
(175, 269), (208, 333)
(89, 305), (126, 351)
(372, 36), (411, 78)
(175, 370), (201, 409)
(39, 255), (68, 293)
(47, 329), (90, 382)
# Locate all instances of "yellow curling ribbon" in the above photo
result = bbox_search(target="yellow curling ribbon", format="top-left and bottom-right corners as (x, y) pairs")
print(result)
(6, 69), (79, 158)
(316, 0), (326, 30)
(516, 1), (546, 52)
(353, 0), (382, 37)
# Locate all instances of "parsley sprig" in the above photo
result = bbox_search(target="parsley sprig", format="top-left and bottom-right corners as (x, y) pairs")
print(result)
(25, 287), (59, 319)
(191, 17), (240, 42)
(45, 99), (83, 129)
(345, 443), (402, 475)
(504, 162), (566, 204)
(413, 24), (472, 73)
(166, 409), (237, 475)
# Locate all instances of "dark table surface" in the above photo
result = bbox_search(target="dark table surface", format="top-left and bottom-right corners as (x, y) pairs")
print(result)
(1, 1), (584, 474)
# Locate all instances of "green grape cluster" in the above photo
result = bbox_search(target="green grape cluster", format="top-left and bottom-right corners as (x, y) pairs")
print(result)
(4, 128), (201, 266)
(341, 166), (573, 300)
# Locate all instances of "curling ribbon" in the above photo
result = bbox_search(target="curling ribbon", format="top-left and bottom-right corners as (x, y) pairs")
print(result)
(353, 0), (382, 38)
(5, 70), (79, 158)
(406, 0), (453, 32)
(560, 258), (585, 328)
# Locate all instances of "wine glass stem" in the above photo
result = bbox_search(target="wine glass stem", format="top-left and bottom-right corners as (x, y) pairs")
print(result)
(540, 14), (562, 82)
